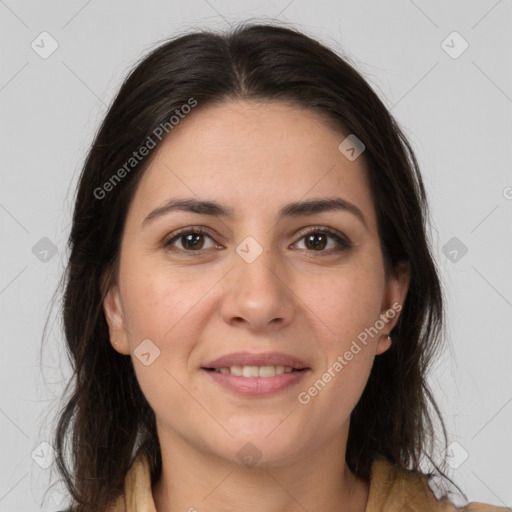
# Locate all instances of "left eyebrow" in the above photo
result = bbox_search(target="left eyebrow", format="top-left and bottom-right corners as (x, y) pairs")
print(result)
(142, 196), (368, 230)
(279, 197), (368, 230)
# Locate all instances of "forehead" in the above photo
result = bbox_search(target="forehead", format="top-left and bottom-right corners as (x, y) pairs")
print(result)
(126, 100), (377, 230)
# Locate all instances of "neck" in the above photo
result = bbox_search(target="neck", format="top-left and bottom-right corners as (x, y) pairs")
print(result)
(152, 425), (369, 512)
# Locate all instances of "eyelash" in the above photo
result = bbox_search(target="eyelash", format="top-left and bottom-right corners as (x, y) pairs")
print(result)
(163, 226), (352, 255)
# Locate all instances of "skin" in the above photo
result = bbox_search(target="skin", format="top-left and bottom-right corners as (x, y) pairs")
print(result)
(103, 99), (410, 512)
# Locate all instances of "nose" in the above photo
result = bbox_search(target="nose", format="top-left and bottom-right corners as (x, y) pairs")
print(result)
(220, 241), (296, 332)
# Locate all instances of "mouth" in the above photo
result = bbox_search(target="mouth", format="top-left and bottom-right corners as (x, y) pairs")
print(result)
(201, 366), (310, 396)
(201, 351), (310, 373)
(202, 365), (308, 378)
(200, 351), (311, 395)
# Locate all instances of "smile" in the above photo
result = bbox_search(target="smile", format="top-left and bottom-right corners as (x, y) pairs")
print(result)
(204, 365), (303, 377)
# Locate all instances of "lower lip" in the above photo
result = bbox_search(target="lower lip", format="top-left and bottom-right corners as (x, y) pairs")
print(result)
(202, 369), (309, 396)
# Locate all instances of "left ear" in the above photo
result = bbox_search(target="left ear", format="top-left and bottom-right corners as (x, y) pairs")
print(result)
(376, 260), (410, 355)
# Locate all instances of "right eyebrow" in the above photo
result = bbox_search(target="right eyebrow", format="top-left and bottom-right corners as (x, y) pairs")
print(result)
(142, 198), (235, 226)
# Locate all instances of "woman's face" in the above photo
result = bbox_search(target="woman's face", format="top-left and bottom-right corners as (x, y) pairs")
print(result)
(104, 100), (409, 467)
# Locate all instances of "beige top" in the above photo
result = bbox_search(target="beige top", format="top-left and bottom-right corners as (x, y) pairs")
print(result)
(106, 452), (510, 512)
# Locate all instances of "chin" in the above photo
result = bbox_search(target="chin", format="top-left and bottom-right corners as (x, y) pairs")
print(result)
(210, 425), (306, 468)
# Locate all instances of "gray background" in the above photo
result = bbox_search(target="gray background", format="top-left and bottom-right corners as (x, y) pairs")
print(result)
(0, 1), (511, 510)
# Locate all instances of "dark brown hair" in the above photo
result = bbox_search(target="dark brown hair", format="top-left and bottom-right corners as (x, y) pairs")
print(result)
(52, 20), (464, 511)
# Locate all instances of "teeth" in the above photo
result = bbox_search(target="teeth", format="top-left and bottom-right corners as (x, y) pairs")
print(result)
(257, 365), (274, 377)
(213, 365), (297, 377)
(230, 366), (243, 376)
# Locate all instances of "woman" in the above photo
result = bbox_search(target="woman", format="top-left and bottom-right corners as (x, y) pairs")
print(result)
(52, 22), (508, 512)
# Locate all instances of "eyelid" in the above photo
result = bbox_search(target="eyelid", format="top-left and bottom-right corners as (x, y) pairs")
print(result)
(163, 226), (220, 248)
(163, 225), (352, 253)
(292, 225), (352, 250)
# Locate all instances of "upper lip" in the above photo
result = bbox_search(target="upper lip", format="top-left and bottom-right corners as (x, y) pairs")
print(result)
(202, 351), (310, 370)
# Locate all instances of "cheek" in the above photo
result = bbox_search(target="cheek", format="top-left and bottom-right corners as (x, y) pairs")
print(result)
(290, 262), (383, 415)
(119, 265), (219, 402)
(121, 264), (215, 345)
(119, 269), (211, 417)
(295, 260), (384, 350)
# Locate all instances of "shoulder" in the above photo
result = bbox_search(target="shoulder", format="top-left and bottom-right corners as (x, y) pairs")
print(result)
(366, 456), (510, 512)
(459, 505), (511, 512)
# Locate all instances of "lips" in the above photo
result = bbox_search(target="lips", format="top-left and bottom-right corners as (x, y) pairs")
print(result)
(201, 351), (310, 370)
(201, 352), (311, 396)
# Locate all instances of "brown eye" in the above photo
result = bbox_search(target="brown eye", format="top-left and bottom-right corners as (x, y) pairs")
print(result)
(163, 226), (351, 255)
(294, 228), (352, 253)
(304, 232), (328, 250)
(164, 228), (217, 252)
(179, 232), (205, 250)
